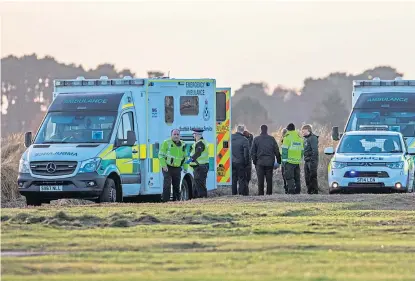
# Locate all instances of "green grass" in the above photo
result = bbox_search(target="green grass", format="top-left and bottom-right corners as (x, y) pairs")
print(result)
(1, 195), (415, 281)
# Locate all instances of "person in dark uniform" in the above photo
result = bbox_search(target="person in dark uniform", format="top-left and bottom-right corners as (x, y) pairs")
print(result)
(186, 128), (210, 198)
(243, 130), (254, 188)
(231, 125), (250, 196)
(251, 124), (282, 195)
(159, 129), (188, 202)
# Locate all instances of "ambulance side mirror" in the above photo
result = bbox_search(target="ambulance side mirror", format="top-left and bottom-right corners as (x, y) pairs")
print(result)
(126, 131), (136, 146)
(24, 132), (32, 148)
(332, 126), (340, 141)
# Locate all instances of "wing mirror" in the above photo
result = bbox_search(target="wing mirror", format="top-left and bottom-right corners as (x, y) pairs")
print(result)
(126, 131), (137, 146)
(332, 126), (342, 141)
(324, 147), (335, 155)
(24, 132), (32, 148)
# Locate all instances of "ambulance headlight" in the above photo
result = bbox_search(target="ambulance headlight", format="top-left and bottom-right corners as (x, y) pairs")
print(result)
(386, 161), (404, 169)
(79, 158), (101, 173)
(332, 161), (347, 169)
(18, 159), (30, 174)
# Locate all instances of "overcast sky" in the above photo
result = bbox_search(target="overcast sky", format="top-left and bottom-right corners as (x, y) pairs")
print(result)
(1, 1), (415, 91)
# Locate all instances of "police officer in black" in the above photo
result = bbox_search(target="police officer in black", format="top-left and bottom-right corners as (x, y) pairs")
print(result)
(186, 128), (210, 198)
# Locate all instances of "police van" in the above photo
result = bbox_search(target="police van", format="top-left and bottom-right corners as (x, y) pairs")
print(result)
(325, 127), (415, 194)
(17, 76), (232, 205)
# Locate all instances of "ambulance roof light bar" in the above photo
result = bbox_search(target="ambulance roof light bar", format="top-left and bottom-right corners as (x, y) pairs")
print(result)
(54, 78), (145, 87)
(353, 77), (415, 87)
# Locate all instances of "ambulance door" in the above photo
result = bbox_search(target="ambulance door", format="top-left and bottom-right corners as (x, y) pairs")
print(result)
(146, 88), (177, 194)
(216, 88), (232, 186)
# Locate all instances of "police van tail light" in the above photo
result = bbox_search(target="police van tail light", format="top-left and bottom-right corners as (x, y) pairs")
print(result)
(386, 161), (404, 169)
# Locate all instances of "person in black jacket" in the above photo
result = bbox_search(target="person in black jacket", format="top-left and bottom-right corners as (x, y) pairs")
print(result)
(251, 124), (282, 195)
(243, 130), (254, 187)
(301, 124), (319, 194)
(231, 125), (250, 195)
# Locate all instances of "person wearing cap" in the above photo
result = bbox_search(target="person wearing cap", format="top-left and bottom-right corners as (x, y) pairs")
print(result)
(231, 125), (250, 196)
(281, 123), (304, 194)
(186, 128), (210, 198)
(243, 129), (254, 188)
(301, 124), (319, 194)
(159, 129), (188, 202)
(251, 124), (282, 195)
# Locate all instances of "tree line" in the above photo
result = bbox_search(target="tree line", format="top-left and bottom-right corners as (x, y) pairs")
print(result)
(1, 53), (403, 136)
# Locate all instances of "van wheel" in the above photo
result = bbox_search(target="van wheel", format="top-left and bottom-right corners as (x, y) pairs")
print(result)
(98, 178), (117, 203)
(25, 196), (42, 206)
(180, 180), (191, 201)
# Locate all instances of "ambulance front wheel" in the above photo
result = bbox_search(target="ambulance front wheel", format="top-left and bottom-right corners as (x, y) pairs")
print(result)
(97, 178), (117, 203)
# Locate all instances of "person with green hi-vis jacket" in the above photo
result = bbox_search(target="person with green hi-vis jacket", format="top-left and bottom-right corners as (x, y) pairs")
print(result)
(281, 123), (304, 194)
(159, 129), (188, 202)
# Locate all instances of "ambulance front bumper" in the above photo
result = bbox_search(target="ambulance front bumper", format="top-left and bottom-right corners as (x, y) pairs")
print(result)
(17, 172), (106, 200)
(328, 167), (409, 193)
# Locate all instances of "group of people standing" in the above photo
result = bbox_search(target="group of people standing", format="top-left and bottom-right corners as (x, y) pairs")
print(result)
(158, 123), (320, 202)
(232, 123), (319, 196)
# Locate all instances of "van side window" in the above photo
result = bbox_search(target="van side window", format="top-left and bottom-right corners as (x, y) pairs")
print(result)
(165, 96), (174, 124)
(216, 92), (226, 122)
(117, 112), (134, 141)
(180, 96), (199, 116)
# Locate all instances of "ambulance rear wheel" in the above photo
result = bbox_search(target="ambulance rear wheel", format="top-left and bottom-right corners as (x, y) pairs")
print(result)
(180, 180), (191, 201)
(98, 178), (117, 203)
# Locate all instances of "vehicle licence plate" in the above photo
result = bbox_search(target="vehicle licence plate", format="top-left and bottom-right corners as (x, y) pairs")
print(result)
(356, 178), (376, 183)
(39, 185), (63, 192)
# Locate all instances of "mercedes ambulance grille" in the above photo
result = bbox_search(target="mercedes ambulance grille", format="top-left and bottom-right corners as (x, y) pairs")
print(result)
(30, 161), (77, 176)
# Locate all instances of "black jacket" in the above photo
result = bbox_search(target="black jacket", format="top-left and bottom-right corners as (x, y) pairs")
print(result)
(251, 133), (282, 166)
(304, 133), (319, 162)
(231, 132), (250, 165)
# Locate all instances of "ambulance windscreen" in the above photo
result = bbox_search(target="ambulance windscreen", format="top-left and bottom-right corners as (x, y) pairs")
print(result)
(34, 112), (117, 144)
(346, 93), (415, 137)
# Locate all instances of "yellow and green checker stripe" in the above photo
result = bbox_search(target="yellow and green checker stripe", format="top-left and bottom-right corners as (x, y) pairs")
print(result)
(99, 144), (146, 174)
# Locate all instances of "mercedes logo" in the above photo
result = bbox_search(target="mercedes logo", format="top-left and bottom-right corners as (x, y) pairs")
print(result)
(46, 162), (57, 173)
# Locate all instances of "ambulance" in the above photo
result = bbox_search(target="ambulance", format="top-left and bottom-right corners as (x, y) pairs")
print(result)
(332, 77), (415, 147)
(17, 76), (232, 206)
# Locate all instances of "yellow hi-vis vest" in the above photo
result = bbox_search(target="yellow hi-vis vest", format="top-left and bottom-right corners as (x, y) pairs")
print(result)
(189, 139), (209, 166)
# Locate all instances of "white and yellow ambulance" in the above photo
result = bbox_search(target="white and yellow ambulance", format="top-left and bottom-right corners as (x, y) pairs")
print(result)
(17, 76), (232, 205)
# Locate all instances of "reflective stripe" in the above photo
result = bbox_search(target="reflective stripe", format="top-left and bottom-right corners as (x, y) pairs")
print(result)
(190, 139), (209, 165)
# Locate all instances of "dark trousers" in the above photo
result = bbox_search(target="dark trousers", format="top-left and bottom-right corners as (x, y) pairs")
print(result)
(305, 161), (319, 194)
(193, 164), (209, 198)
(281, 165), (288, 194)
(232, 163), (248, 196)
(256, 165), (273, 195)
(162, 166), (182, 202)
(284, 163), (301, 194)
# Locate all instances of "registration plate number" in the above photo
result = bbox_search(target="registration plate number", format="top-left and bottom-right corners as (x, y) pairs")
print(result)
(356, 178), (376, 183)
(39, 185), (63, 192)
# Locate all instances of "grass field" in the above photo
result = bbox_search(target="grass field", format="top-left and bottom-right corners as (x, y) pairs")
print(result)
(2, 194), (415, 281)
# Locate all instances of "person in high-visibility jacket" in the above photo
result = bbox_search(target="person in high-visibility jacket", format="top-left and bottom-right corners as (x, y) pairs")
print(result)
(186, 128), (209, 198)
(281, 123), (304, 194)
(159, 129), (188, 202)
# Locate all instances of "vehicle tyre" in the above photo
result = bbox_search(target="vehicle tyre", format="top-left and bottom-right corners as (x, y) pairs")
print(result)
(180, 179), (191, 201)
(98, 178), (117, 203)
(25, 196), (42, 206)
